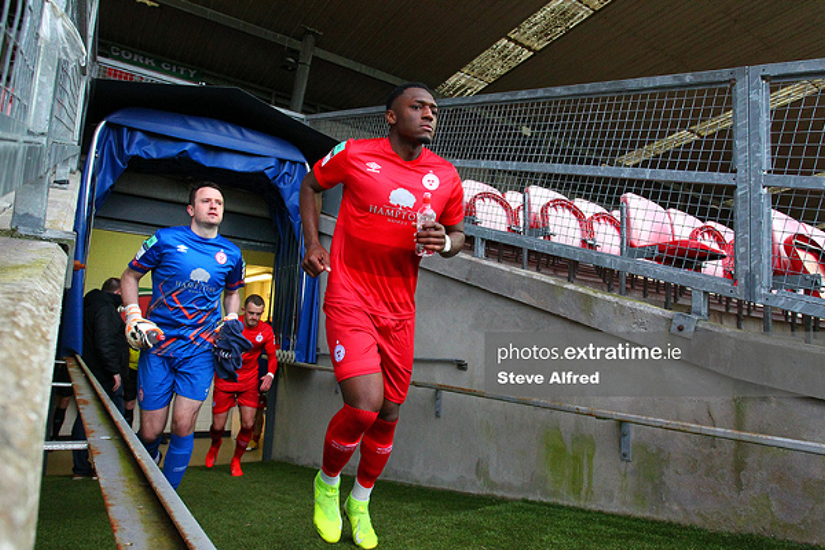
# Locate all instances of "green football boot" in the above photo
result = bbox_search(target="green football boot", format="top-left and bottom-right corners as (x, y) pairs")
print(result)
(345, 494), (378, 549)
(313, 471), (342, 543)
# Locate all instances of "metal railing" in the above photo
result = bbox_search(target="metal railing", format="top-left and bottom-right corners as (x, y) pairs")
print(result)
(60, 355), (216, 549)
(283, 359), (825, 460)
(307, 58), (825, 323)
(2, 0), (87, 233)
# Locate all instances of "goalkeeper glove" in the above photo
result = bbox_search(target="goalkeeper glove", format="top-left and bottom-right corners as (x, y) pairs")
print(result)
(123, 303), (165, 350)
(214, 312), (239, 335)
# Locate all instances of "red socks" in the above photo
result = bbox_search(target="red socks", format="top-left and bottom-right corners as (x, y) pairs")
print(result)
(356, 417), (398, 488)
(234, 427), (253, 461)
(322, 404), (379, 478)
(209, 424), (223, 450)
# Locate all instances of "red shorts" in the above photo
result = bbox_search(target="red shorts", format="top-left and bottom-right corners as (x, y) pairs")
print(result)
(211, 384), (259, 414)
(324, 302), (415, 405)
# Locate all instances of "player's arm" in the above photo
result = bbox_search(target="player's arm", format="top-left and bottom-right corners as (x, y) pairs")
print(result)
(223, 289), (241, 320)
(416, 220), (465, 257)
(441, 221), (465, 258)
(120, 267), (143, 306)
(299, 171), (332, 277)
(259, 328), (279, 392)
(121, 267), (164, 349)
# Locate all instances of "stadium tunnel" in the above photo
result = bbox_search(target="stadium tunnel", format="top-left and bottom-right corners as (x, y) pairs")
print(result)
(60, 80), (338, 363)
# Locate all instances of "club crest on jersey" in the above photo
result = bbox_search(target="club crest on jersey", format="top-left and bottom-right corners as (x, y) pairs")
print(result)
(422, 171), (440, 191)
(256, 334), (263, 343)
(215, 250), (228, 265)
(334, 341), (346, 363)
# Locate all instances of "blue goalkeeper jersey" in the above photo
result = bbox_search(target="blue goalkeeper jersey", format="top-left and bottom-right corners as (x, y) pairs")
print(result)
(128, 226), (245, 357)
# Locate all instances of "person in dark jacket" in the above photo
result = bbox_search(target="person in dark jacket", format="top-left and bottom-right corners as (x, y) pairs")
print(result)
(71, 277), (129, 479)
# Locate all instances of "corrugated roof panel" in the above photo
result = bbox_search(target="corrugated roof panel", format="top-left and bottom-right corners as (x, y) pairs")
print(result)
(99, 0), (825, 112)
(510, 0), (595, 51)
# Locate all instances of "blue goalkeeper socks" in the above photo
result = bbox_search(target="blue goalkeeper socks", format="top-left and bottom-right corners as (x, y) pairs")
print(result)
(163, 433), (194, 490)
(141, 434), (163, 463)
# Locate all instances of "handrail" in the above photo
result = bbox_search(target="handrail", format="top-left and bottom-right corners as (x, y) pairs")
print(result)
(284, 360), (825, 457)
(66, 355), (216, 549)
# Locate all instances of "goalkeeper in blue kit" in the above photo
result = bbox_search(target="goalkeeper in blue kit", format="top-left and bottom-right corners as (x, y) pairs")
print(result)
(120, 181), (245, 489)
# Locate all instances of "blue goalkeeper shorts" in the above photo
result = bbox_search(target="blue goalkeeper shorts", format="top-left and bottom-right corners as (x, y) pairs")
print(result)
(137, 348), (213, 410)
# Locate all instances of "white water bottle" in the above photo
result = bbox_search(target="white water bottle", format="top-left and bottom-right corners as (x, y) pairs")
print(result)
(416, 192), (436, 257)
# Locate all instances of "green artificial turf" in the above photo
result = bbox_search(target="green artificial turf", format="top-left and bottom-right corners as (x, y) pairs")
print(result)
(36, 476), (114, 549)
(37, 461), (820, 549)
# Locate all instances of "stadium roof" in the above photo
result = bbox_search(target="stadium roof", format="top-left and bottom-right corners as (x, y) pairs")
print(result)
(99, 0), (825, 113)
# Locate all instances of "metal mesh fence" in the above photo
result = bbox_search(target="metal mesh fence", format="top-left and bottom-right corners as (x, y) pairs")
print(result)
(0, 0), (41, 122)
(434, 86), (735, 173)
(310, 73), (741, 288)
(308, 61), (825, 322)
(1, 0), (88, 203)
(50, 58), (82, 141)
(762, 73), (825, 309)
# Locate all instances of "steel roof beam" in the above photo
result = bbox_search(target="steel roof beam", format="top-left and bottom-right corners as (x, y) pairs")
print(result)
(154, 0), (405, 86)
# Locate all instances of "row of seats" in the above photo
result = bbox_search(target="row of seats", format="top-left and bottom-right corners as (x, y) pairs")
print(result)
(772, 210), (825, 295)
(462, 180), (825, 294)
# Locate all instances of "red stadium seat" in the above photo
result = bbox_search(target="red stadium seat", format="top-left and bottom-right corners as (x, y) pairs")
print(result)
(690, 223), (734, 279)
(573, 198), (608, 218)
(585, 212), (622, 255)
(504, 190), (524, 229)
(772, 210), (825, 296)
(539, 199), (588, 248)
(620, 193), (725, 269)
(667, 208), (703, 240)
(465, 191), (518, 233)
(524, 185), (566, 232)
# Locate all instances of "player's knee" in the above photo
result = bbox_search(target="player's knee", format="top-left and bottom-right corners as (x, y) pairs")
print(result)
(169, 416), (198, 437)
(378, 402), (400, 423)
(139, 426), (162, 443)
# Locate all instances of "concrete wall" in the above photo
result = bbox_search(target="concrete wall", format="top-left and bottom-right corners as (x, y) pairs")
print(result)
(0, 177), (77, 549)
(270, 214), (825, 546)
(4, 186), (825, 546)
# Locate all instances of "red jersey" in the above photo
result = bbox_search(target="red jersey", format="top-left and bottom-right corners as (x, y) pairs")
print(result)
(214, 320), (278, 391)
(314, 138), (464, 318)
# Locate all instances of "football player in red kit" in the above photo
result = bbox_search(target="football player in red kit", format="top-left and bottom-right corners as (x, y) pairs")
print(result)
(205, 294), (278, 476)
(300, 82), (465, 548)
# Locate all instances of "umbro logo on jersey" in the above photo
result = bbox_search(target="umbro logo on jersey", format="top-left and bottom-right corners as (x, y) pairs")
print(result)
(366, 162), (381, 173)
(176, 245), (188, 253)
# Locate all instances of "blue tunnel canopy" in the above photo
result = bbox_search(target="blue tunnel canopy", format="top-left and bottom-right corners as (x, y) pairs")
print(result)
(62, 107), (321, 363)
